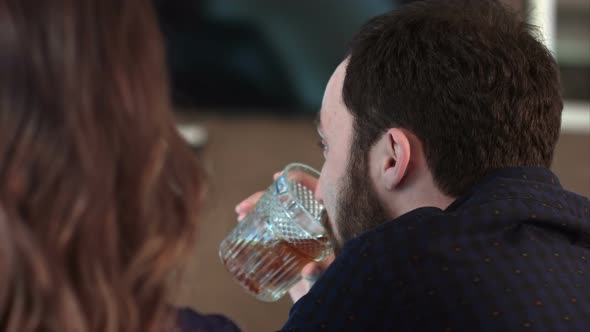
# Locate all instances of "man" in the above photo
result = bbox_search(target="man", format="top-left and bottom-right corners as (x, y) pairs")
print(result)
(237, 0), (590, 330)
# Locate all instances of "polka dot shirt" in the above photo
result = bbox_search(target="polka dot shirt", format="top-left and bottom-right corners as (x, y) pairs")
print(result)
(281, 167), (590, 331)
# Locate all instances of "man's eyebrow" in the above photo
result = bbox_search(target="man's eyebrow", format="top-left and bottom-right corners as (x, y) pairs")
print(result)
(314, 111), (323, 134)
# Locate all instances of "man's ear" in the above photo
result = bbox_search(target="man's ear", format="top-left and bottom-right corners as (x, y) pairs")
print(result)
(381, 128), (411, 191)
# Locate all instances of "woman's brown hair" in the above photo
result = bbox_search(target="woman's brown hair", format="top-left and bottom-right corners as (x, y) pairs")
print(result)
(0, 0), (202, 331)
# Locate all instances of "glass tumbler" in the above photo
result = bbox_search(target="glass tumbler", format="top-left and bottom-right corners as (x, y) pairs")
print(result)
(219, 163), (332, 302)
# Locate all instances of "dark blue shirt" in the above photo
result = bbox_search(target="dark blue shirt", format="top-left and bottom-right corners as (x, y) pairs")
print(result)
(282, 167), (590, 331)
(177, 307), (241, 332)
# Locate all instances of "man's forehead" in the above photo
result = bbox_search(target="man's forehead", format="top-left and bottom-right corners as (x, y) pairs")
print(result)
(318, 61), (348, 132)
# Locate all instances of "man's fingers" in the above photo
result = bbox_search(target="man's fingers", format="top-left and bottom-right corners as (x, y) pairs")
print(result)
(301, 262), (326, 283)
(288, 261), (329, 303)
(235, 191), (264, 214)
(235, 171), (281, 217)
(236, 169), (317, 218)
(320, 254), (335, 269)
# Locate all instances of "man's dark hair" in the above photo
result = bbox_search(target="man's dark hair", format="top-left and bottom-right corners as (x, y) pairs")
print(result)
(343, 0), (563, 197)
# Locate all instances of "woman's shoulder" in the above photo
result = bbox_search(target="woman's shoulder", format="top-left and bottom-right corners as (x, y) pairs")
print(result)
(176, 307), (242, 332)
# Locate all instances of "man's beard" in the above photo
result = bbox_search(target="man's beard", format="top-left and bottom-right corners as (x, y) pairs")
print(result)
(322, 149), (389, 257)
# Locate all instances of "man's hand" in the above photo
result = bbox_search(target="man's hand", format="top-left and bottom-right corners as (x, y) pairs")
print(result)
(234, 173), (334, 303)
(285, 254), (334, 303)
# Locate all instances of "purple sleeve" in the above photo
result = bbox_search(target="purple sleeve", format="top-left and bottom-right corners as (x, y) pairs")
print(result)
(176, 307), (241, 332)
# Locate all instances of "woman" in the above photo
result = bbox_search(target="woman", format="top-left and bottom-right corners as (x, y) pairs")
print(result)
(0, 0), (239, 331)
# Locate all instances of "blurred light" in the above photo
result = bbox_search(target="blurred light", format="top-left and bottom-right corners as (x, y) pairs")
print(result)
(562, 102), (590, 134)
(529, 0), (557, 52)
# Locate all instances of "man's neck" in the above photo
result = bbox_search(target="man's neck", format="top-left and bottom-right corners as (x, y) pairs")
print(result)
(384, 172), (456, 220)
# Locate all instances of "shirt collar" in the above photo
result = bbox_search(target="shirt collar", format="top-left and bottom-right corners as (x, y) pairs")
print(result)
(445, 167), (560, 212)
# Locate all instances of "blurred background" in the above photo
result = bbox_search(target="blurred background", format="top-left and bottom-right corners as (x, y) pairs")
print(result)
(157, 0), (590, 331)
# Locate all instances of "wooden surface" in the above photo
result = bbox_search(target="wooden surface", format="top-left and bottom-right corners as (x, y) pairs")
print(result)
(172, 113), (590, 332)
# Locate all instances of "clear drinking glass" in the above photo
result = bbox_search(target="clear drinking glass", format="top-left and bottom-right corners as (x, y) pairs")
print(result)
(219, 163), (333, 302)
